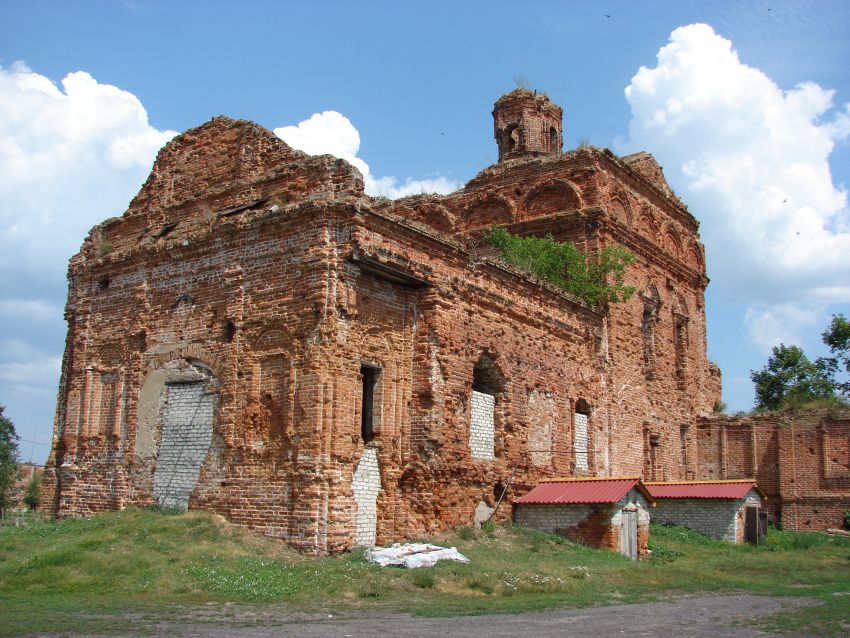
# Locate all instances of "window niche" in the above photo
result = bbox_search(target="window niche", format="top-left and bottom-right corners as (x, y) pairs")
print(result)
(469, 353), (504, 460)
(573, 399), (591, 472)
(674, 313), (689, 389)
(646, 431), (661, 481)
(680, 423), (691, 478)
(641, 286), (660, 378)
(360, 363), (381, 444)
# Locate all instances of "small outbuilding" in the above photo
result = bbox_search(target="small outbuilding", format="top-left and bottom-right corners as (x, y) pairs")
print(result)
(644, 479), (767, 544)
(513, 476), (655, 559)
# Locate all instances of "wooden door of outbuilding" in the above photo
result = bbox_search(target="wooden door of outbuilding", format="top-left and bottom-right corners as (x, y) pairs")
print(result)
(619, 509), (638, 559)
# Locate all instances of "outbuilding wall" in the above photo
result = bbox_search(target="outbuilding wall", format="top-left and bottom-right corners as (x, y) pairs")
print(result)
(513, 488), (651, 555)
(651, 489), (763, 542)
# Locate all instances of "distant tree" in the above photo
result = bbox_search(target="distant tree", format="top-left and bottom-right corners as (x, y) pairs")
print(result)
(750, 344), (837, 411)
(0, 405), (20, 515)
(23, 472), (41, 511)
(819, 314), (850, 397)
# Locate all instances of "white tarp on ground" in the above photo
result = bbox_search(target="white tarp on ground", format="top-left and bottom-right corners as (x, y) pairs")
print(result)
(364, 543), (470, 569)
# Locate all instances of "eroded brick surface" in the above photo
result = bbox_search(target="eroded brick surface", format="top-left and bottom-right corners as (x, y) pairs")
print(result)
(45, 90), (739, 553)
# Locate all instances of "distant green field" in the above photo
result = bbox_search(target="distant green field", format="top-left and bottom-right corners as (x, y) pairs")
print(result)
(1, 508), (848, 636)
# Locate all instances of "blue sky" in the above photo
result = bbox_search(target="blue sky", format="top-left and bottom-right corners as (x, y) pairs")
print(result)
(1, 0), (849, 464)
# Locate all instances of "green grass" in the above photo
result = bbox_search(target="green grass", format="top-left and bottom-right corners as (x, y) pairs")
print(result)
(1, 511), (849, 636)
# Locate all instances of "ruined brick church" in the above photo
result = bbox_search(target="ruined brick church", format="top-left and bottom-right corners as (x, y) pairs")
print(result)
(45, 88), (727, 553)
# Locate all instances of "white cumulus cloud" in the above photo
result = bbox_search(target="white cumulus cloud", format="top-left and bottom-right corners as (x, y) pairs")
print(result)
(0, 62), (178, 278)
(274, 111), (458, 199)
(743, 303), (823, 353)
(0, 63), (178, 454)
(622, 24), (850, 351)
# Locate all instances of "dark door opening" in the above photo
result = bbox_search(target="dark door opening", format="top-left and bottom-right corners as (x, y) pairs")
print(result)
(745, 506), (767, 545)
(360, 364), (379, 443)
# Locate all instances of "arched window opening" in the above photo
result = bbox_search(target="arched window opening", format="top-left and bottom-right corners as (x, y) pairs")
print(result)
(549, 126), (558, 152)
(505, 125), (519, 153)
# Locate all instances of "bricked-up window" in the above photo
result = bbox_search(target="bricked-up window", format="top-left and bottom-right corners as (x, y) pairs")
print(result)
(641, 285), (660, 378)
(360, 364), (380, 443)
(574, 400), (590, 472)
(642, 306), (653, 366)
(98, 372), (117, 437)
(680, 423), (690, 473)
(470, 353), (504, 460)
(648, 433), (660, 481)
(674, 314), (689, 388)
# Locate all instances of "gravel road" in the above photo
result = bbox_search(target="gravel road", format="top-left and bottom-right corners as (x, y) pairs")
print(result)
(76, 593), (815, 637)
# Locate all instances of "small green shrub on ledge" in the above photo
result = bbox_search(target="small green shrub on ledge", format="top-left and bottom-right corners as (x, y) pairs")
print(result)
(486, 226), (635, 305)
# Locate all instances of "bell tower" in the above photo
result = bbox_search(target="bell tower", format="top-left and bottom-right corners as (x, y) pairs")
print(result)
(493, 89), (563, 162)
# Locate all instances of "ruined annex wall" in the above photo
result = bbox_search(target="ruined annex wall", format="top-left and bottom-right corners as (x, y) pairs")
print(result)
(697, 410), (850, 531)
(696, 414), (781, 498)
(778, 412), (850, 531)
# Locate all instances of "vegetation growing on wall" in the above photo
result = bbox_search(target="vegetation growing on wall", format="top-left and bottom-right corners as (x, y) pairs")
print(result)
(486, 227), (635, 305)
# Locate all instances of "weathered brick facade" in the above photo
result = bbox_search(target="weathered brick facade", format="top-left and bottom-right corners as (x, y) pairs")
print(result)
(697, 410), (850, 531)
(45, 89), (724, 553)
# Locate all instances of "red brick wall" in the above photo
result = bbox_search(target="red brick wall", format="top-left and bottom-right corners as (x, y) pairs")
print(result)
(697, 410), (850, 531)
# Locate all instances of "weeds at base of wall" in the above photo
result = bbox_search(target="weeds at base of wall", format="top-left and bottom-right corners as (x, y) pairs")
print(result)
(145, 504), (185, 516)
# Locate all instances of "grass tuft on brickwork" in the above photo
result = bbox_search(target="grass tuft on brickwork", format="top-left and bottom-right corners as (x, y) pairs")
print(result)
(1, 509), (849, 636)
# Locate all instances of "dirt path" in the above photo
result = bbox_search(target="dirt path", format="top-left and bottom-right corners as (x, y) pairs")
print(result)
(78, 593), (814, 637)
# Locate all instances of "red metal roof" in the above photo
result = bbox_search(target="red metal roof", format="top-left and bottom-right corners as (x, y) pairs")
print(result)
(514, 477), (650, 505)
(644, 480), (764, 500)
